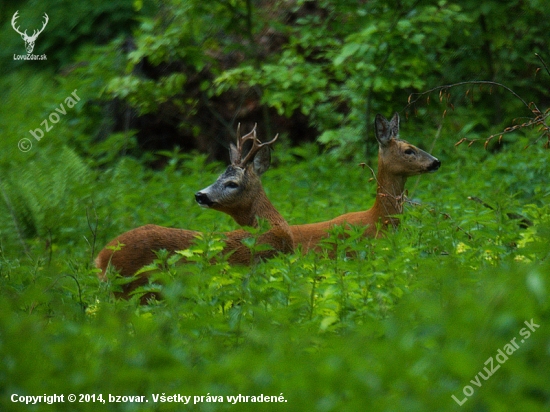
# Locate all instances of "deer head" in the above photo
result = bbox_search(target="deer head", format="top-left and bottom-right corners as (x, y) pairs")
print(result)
(12, 11), (49, 54)
(195, 124), (279, 226)
(375, 113), (441, 178)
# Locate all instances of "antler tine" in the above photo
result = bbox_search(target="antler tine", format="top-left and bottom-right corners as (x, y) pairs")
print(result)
(234, 123), (257, 165)
(236, 123), (256, 151)
(260, 132), (279, 147)
(235, 122), (242, 150)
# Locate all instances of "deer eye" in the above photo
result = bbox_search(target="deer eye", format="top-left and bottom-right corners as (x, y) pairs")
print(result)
(225, 182), (239, 189)
(404, 148), (415, 155)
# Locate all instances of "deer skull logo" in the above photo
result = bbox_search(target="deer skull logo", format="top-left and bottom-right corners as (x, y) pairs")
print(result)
(11, 11), (49, 54)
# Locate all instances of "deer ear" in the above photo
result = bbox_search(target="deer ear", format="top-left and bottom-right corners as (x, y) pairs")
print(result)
(375, 114), (391, 147)
(252, 146), (271, 176)
(375, 113), (400, 147)
(389, 112), (400, 138)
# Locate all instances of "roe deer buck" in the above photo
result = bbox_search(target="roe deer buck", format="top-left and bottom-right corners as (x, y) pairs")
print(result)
(95, 125), (293, 300)
(290, 113), (441, 252)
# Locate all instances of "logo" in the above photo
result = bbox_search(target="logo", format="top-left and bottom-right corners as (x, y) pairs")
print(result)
(11, 10), (48, 60)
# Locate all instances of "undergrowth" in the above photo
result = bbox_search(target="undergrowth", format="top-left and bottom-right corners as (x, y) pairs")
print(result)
(1, 71), (549, 411)
(1, 134), (549, 411)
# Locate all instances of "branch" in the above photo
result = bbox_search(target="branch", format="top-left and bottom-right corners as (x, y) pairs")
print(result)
(405, 80), (532, 112)
(405, 79), (550, 149)
(535, 53), (550, 77)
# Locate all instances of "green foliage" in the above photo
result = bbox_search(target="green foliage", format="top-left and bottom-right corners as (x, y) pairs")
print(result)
(1, 146), (92, 239)
(216, 1), (471, 157)
(6, 0), (548, 163)
(46, 0), (547, 161)
(1, 131), (550, 410)
(1, 0), (550, 410)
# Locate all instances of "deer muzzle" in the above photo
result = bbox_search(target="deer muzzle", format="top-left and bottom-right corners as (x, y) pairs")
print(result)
(195, 191), (214, 208)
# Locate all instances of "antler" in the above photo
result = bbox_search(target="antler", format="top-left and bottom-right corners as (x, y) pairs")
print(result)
(11, 11), (25, 36)
(233, 123), (278, 167)
(11, 11), (48, 40)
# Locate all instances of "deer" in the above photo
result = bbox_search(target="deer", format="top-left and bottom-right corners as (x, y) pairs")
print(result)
(11, 11), (49, 54)
(95, 125), (293, 301)
(290, 113), (441, 253)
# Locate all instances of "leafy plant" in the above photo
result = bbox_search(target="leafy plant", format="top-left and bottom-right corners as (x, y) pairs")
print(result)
(1, 1), (550, 410)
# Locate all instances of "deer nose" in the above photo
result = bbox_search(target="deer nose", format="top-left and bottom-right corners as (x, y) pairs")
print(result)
(195, 191), (214, 207)
(429, 159), (441, 172)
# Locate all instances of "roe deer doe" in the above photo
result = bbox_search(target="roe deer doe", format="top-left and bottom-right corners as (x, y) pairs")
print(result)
(290, 113), (441, 252)
(95, 125), (293, 300)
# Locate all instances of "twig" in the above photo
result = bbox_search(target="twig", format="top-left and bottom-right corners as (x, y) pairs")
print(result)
(405, 80), (532, 112)
(406, 79), (550, 149)
(535, 53), (550, 77)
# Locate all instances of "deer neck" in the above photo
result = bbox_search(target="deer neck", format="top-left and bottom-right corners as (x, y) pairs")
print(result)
(371, 160), (407, 218)
(232, 188), (287, 229)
